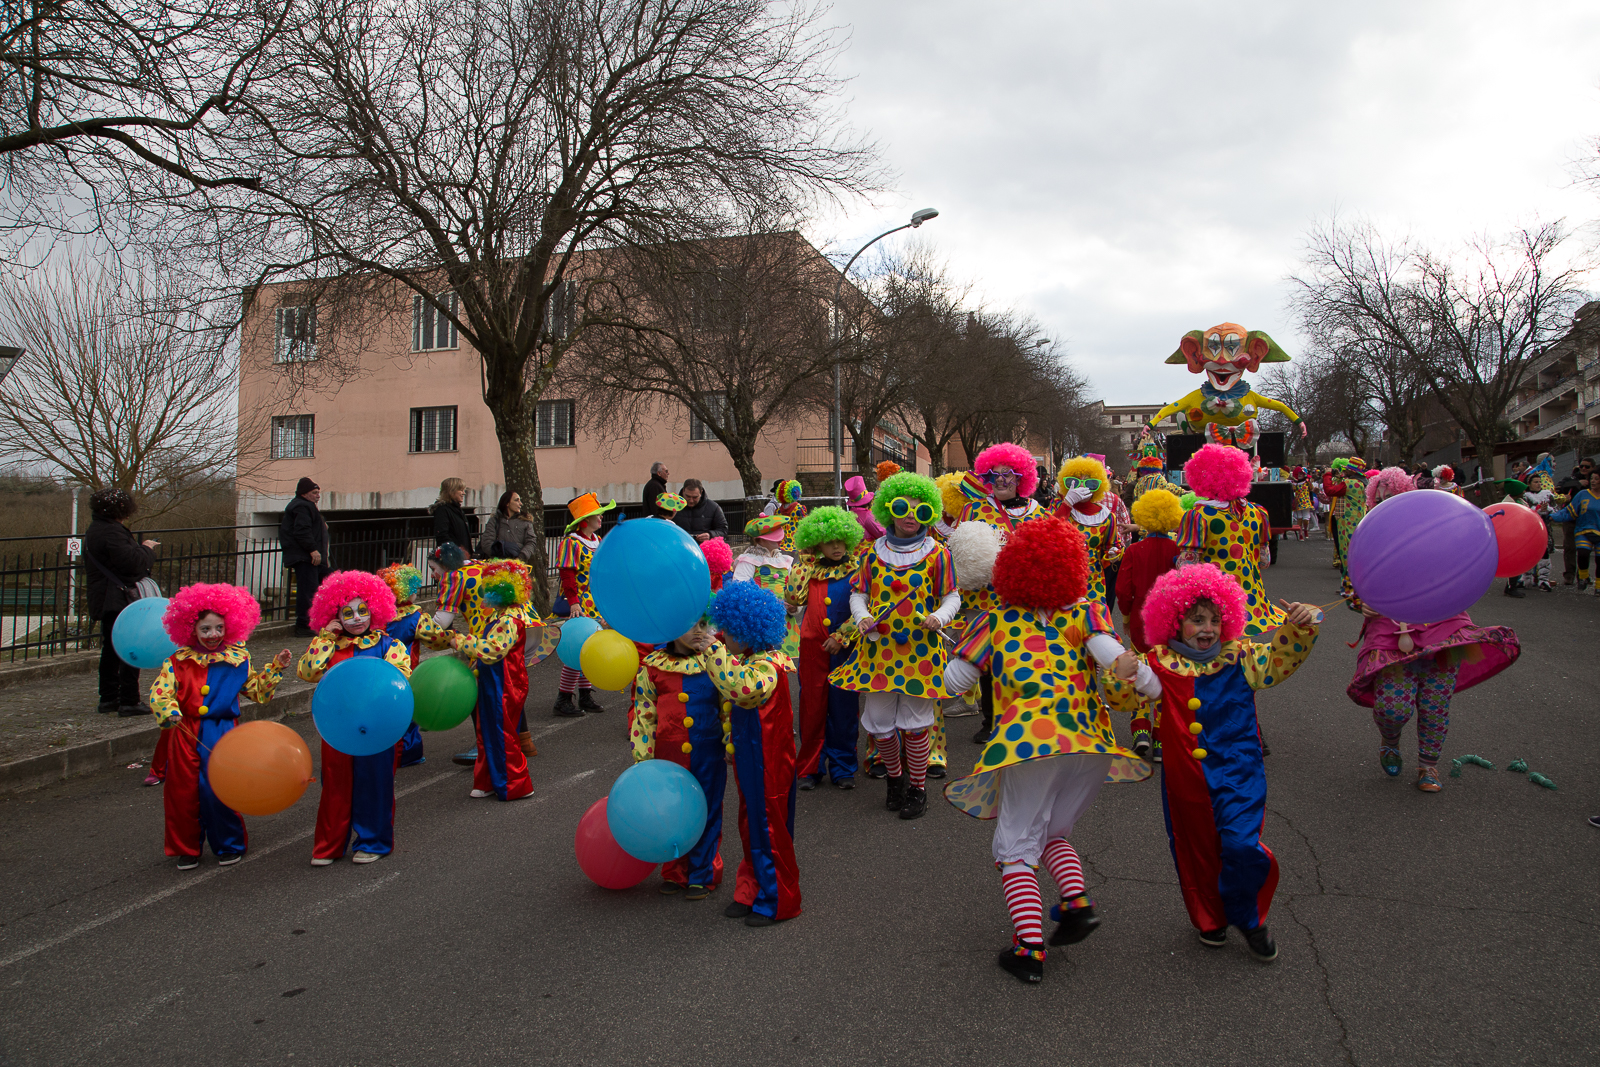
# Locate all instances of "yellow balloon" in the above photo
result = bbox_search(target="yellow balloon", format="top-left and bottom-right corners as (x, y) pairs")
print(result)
(579, 629), (641, 691)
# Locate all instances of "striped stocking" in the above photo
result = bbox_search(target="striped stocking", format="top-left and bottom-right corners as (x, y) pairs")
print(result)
(902, 728), (931, 789)
(559, 666), (582, 694)
(874, 730), (903, 778)
(1041, 838), (1086, 901)
(1000, 862), (1044, 946)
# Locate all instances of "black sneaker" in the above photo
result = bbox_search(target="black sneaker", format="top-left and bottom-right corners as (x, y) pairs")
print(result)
(972, 723), (994, 745)
(833, 776), (855, 790)
(744, 913), (780, 927)
(578, 690), (605, 713)
(723, 901), (752, 918)
(176, 855), (201, 871)
(1048, 899), (1101, 946)
(216, 853), (243, 867)
(553, 693), (582, 717)
(1244, 924), (1277, 962)
(898, 785), (927, 820)
(885, 773), (908, 812)
(927, 763), (946, 780)
(1504, 584), (1526, 598)
(865, 761), (888, 780)
(451, 749), (477, 766)
(118, 703), (153, 718)
(97, 700), (119, 715)
(1198, 927), (1227, 947)
(997, 943), (1044, 984)
(797, 774), (821, 792)
(684, 884), (712, 901)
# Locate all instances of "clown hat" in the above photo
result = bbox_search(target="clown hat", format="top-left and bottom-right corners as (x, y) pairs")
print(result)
(655, 492), (687, 514)
(565, 491), (616, 531)
(745, 514), (787, 543)
(843, 475), (873, 508)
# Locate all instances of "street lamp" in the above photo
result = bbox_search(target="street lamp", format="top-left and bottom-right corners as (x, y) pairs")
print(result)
(0, 345), (21, 387)
(832, 208), (939, 501)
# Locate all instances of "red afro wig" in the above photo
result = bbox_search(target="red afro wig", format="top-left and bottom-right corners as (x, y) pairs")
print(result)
(1141, 564), (1246, 648)
(1366, 466), (1416, 509)
(308, 570), (398, 633)
(991, 516), (1088, 610)
(1183, 443), (1252, 502)
(974, 442), (1039, 498)
(163, 582), (261, 649)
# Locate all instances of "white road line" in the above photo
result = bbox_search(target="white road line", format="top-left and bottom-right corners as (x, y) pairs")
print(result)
(300, 869), (402, 920)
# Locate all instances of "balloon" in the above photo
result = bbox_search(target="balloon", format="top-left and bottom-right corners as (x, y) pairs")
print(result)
(1348, 491), (1497, 623)
(575, 797), (657, 889)
(111, 597), (179, 669)
(311, 657), (414, 756)
(1482, 501), (1548, 578)
(579, 629), (640, 691)
(606, 759), (709, 863)
(589, 519), (711, 643)
(408, 655), (478, 731)
(207, 720), (315, 815)
(556, 617), (601, 667)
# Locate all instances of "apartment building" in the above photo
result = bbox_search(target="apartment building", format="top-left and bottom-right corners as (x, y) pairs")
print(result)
(1508, 301), (1600, 447)
(1097, 403), (1183, 473)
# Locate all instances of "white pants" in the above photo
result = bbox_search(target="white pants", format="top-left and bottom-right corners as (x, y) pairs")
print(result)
(860, 692), (939, 735)
(992, 754), (1113, 867)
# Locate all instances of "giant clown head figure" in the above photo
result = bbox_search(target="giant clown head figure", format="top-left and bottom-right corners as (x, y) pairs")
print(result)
(1149, 321), (1304, 448)
(1170, 322), (1290, 393)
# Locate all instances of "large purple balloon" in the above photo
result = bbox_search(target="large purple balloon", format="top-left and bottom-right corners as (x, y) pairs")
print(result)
(1347, 490), (1497, 623)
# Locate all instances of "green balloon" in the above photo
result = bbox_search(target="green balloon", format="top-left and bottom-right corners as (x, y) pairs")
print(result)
(409, 655), (478, 731)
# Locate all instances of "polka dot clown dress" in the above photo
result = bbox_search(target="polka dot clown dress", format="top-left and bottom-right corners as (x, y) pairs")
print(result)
(1055, 504), (1118, 607)
(829, 537), (956, 698)
(1175, 500), (1285, 636)
(955, 494), (1045, 614)
(553, 532), (604, 623)
(944, 600), (1149, 820)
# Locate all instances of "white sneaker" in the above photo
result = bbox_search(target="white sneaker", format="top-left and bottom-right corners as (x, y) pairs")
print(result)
(469, 788), (493, 798)
(351, 851), (382, 864)
(311, 857), (335, 866)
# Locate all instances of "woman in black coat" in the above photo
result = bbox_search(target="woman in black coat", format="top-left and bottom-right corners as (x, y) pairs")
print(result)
(83, 487), (158, 715)
(431, 476), (476, 555)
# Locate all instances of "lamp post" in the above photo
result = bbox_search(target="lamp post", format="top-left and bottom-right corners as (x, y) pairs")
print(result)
(0, 345), (21, 387)
(832, 208), (939, 502)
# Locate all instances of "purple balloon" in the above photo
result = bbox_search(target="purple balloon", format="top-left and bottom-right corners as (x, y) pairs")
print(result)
(1347, 490), (1497, 623)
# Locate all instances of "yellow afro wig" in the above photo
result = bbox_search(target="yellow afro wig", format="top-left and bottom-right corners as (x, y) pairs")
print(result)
(935, 472), (967, 520)
(1130, 488), (1183, 534)
(1056, 455), (1110, 502)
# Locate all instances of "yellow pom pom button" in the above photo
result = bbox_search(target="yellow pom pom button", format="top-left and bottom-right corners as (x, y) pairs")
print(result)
(1188, 722), (1203, 735)
(200, 685), (210, 695)
(681, 742), (693, 755)
(198, 705), (208, 715)
(725, 743), (735, 754)
(722, 701), (732, 712)
(683, 716), (694, 727)
(1186, 697), (1201, 711)
(824, 597), (832, 605)
(678, 692), (689, 703)
(1192, 748), (1208, 759)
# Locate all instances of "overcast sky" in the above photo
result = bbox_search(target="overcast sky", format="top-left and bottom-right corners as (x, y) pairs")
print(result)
(812, 0), (1600, 406)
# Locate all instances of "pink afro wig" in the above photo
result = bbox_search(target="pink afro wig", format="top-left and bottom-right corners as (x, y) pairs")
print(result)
(973, 442), (1039, 498)
(1141, 564), (1247, 648)
(1183, 443), (1252, 502)
(308, 570), (398, 633)
(1366, 466), (1416, 508)
(163, 582), (261, 649)
(700, 536), (733, 576)
(992, 516), (1088, 610)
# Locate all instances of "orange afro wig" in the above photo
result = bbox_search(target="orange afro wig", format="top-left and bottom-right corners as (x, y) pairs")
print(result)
(875, 460), (902, 486)
(991, 516), (1088, 611)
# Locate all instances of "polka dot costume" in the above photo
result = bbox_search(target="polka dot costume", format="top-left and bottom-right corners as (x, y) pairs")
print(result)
(829, 540), (955, 698)
(774, 502), (808, 555)
(746, 562), (800, 657)
(944, 600), (1149, 820)
(1058, 508), (1117, 606)
(1175, 501), (1285, 636)
(956, 494), (1045, 613)
(553, 533), (604, 623)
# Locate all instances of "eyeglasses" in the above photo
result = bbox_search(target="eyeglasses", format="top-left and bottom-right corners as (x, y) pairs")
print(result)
(1060, 477), (1102, 493)
(981, 469), (1019, 484)
(888, 497), (937, 525)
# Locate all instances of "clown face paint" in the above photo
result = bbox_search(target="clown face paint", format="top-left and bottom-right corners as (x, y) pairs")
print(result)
(339, 599), (372, 636)
(1180, 599), (1221, 651)
(195, 611), (227, 651)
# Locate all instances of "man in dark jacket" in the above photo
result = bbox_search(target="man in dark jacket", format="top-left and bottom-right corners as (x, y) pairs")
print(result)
(281, 477), (331, 637)
(642, 462), (669, 514)
(84, 487), (158, 715)
(673, 479), (728, 543)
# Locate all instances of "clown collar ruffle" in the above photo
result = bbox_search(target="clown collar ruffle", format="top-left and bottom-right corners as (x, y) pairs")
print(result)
(172, 644), (250, 666)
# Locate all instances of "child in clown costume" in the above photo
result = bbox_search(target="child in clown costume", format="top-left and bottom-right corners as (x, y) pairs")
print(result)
(1114, 487), (1184, 761)
(706, 581), (802, 927)
(149, 584), (292, 869)
(1290, 468), (1318, 533)
(734, 515), (799, 657)
(832, 472), (962, 821)
(1130, 431), (1178, 501)
(760, 478), (809, 554)
(554, 492), (615, 716)
(1174, 444), (1285, 635)
(701, 536), (734, 592)
(298, 571), (413, 865)
(1111, 564), (1320, 961)
(784, 506), (866, 791)
(1329, 458), (1369, 579)
(1051, 454), (1121, 610)
(376, 563), (447, 767)
(629, 615), (732, 899)
(1551, 467), (1600, 591)
(943, 517), (1153, 984)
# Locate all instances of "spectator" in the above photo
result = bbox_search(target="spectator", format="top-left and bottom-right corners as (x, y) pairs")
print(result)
(1558, 458), (1594, 583)
(478, 489), (541, 562)
(674, 479), (729, 543)
(84, 487), (158, 716)
(642, 461), (670, 513)
(280, 477), (331, 637)
(431, 477), (475, 555)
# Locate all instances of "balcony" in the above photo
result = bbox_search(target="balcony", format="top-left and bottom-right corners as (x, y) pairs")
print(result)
(1507, 375), (1580, 422)
(1525, 408), (1581, 440)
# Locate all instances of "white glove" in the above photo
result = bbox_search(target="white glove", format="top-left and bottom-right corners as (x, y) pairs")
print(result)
(432, 610), (455, 628)
(1065, 486), (1092, 506)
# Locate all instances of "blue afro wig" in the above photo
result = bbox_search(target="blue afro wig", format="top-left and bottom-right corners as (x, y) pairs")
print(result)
(707, 580), (788, 653)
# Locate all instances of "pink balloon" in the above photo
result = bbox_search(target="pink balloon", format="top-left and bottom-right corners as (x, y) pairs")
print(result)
(1483, 501), (1548, 578)
(575, 797), (657, 890)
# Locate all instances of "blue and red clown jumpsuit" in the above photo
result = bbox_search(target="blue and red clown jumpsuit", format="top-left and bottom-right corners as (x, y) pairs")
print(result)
(450, 605), (539, 801)
(629, 647), (732, 890)
(1131, 621), (1318, 934)
(785, 554), (860, 784)
(298, 631), (413, 861)
(149, 646), (284, 859)
(706, 642), (802, 921)
(385, 604), (445, 767)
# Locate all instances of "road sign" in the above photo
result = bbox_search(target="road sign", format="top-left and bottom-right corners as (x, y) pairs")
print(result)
(66, 537), (82, 559)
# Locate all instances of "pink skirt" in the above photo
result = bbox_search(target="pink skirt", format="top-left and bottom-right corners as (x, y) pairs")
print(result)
(1346, 613), (1519, 708)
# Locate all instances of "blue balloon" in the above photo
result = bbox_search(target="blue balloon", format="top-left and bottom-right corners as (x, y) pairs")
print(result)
(111, 597), (179, 669)
(555, 617), (601, 668)
(589, 519), (711, 644)
(606, 759), (710, 863)
(312, 657), (414, 756)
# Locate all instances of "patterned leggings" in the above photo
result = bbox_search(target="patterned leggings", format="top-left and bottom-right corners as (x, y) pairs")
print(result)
(1372, 659), (1459, 766)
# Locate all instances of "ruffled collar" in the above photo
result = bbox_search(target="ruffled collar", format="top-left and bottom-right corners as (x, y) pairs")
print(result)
(874, 534), (937, 567)
(737, 551), (792, 569)
(393, 603), (420, 620)
(172, 644), (250, 666)
(1150, 641), (1245, 676)
(1068, 503), (1111, 526)
(643, 647), (706, 675)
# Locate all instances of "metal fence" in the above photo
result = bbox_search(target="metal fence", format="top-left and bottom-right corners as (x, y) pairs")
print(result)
(793, 437), (915, 475)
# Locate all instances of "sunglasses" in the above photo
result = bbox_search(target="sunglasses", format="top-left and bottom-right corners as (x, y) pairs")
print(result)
(981, 469), (1019, 484)
(1060, 477), (1102, 493)
(888, 497), (937, 525)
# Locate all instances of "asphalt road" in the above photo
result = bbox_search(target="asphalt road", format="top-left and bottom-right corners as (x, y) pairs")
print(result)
(1, 538), (1596, 1067)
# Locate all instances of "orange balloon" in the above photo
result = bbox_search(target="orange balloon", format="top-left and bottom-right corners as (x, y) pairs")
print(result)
(208, 720), (315, 816)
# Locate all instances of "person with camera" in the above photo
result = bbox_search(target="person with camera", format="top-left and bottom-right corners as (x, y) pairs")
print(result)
(84, 487), (159, 716)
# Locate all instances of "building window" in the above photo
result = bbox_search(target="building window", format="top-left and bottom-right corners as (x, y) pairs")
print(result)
(1111, 414), (1120, 424)
(535, 399), (575, 448)
(689, 392), (728, 442)
(274, 305), (317, 363)
(542, 280), (577, 341)
(413, 292), (459, 352)
(271, 414), (314, 459)
(410, 406), (457, 453)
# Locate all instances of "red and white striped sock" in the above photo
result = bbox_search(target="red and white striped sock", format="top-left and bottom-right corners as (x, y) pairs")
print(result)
(559, 666), (581, 694)
(1000, 862), (1044, 946)
(874, 731), (903, 778)
(1041, 838), (1085, 901)
(902, 728), (931, 789)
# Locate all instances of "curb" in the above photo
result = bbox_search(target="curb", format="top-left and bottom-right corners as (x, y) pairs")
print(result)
(0, 620), (304, 691)
(0, 682), (314, 798)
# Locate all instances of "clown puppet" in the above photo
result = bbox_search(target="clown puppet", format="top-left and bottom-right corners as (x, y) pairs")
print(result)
(1175, 444), (1285, 636)
(1147, 323), (1306, 448)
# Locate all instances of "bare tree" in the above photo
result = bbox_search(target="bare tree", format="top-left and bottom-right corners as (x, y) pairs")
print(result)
(0, 258), (266, 518)
(1258, 353), (1379, 463)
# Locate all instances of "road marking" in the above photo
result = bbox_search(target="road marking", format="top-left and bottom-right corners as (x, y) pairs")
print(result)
(300, 869), (402, 920)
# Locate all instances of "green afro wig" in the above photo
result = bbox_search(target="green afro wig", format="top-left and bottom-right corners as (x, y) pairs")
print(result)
(793, 505), (864, 552)
(870, 471), (942, 529)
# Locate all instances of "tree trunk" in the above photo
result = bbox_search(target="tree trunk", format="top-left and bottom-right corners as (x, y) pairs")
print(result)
(848, 423), (874, 484)
(730, 439), (765, 497)
(486, 368), (551, 613)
